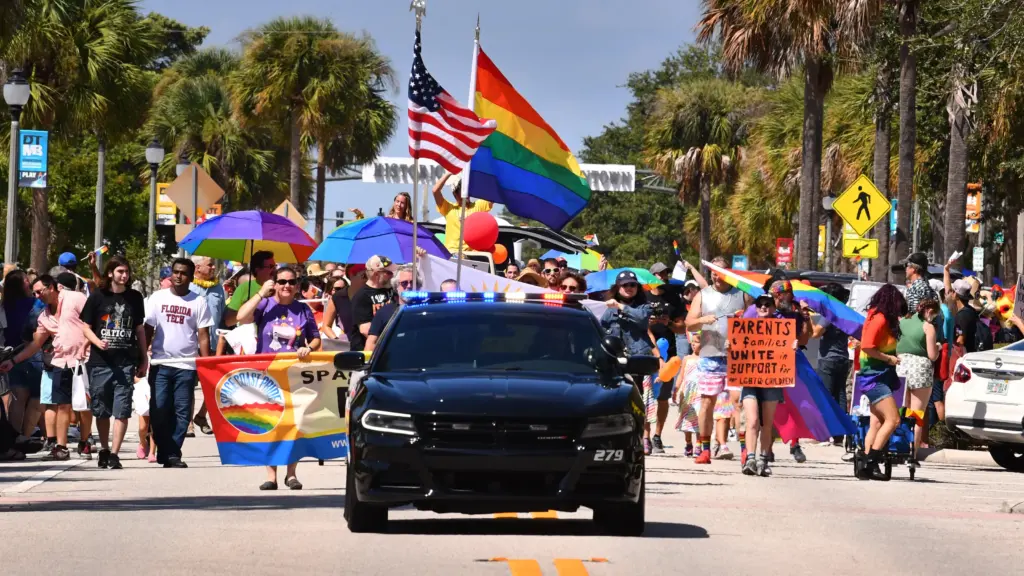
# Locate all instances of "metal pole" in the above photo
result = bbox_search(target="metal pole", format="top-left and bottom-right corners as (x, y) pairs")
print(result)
(148, 165), (157, 292)
(4, 111), (19, 264)
(94, 139), (106, 267)
(411, 158), (420, 290)
(825, 218), (832, 273)
(455, 15), (481, 290)
(191, 162), (198, 232)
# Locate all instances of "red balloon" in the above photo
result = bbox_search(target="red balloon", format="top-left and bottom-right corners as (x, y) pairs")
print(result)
(464, 211), (499, 251)
(491, 244), (508, 264)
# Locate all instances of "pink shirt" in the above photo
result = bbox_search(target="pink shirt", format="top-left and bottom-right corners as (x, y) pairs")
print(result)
(36, 289), (90, 368)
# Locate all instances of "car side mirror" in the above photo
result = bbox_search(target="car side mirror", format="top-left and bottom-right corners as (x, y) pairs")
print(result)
(601, 335), (625, 358)
(624, 355), (660, 376)
(334, 351), (368, 371)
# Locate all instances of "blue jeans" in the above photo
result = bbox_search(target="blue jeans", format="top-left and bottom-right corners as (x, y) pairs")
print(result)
(676, 333), (691, 358)
(149, 366), (197, 460)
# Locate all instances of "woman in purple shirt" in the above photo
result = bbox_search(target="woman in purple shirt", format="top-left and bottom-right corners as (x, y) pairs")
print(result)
(237, 266), (322, 491)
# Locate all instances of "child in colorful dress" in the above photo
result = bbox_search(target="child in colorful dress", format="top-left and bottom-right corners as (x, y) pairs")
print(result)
(674, 332), (702, 456)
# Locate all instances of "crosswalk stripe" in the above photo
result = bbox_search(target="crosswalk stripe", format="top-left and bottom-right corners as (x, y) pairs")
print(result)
(529, 510), (558, 519)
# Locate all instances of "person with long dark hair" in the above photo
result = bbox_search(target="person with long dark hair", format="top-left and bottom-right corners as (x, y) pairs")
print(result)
(600, 270), (656, 453)
(80, 255), (149, 470)
(2, 269), (45, 438)
(856, 284), (907, 481)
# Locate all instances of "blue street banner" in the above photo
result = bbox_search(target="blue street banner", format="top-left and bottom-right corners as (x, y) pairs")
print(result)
(732, 255), (748, 270)
(889, 199), (897, 236)
(18, 129), (48, 188)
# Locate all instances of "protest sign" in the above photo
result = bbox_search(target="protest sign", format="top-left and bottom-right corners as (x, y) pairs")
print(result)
(726, 318), (796, 388)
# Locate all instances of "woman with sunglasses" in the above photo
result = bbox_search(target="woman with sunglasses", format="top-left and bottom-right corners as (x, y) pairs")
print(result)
(600, 270), (656, 453)
(237, 266), (321, 491)
(558, 270), (587, 294)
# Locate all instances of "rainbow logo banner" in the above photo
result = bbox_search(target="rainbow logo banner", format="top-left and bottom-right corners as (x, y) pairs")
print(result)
(196, 352), (352, 466)
(470, 48), (591, 230)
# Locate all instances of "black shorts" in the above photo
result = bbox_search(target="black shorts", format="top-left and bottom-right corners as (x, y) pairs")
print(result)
(656, 380), (674, 402)
(48, 368), (74, 406)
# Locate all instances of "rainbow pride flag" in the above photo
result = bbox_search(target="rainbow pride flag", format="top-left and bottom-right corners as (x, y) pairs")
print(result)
(775, 351), (858, 442)
(469, 48), (591, 230)
(701, 260), (865, 339)
(196, 352), (352, 466)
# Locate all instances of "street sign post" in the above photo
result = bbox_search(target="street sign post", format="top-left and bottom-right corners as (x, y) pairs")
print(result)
(833, 175), (892, 237)
(18, 129), (48, 188)
(842, 237), (879, 259)
(776, 238), (794, 265)
(972, 246), (984, 272)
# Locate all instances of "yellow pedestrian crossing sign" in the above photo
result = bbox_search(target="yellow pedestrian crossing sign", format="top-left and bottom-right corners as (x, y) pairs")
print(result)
(842, 237), (879, 259)
(833, 175), (891, 237)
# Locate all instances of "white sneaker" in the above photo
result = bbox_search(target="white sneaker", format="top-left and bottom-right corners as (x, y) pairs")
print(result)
(713, 445), (734, 460)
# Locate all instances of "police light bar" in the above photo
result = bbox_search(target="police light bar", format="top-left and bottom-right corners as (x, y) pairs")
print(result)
(402, 291), (587, 305)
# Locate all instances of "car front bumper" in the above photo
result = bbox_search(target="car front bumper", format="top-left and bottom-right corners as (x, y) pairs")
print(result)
(349, 430), (643, 513)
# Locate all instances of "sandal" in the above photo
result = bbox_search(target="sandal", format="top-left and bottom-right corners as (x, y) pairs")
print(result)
(259, 481), (278, 491)
(193, 416), (213, 435)
(285, 477), (303, 490)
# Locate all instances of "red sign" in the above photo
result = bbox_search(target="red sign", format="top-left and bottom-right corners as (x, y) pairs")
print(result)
(776, 238), (794, 265)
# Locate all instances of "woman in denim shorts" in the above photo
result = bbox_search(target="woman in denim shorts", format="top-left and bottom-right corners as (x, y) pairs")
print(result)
(856, 285), (908, 481)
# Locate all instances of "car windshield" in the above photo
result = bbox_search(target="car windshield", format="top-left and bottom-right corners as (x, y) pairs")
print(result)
(375, 307), (603, 374)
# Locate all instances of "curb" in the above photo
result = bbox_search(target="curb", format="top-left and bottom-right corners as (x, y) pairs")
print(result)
(918, 447), (1000, 468)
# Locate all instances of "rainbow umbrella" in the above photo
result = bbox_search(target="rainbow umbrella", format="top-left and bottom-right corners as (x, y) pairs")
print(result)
(701, 259), (865, 339)
(309, 216), (450, 265)
(178, 210), (318, 263)
(584, 267), (662, 294)
(540, 249), (603, 271)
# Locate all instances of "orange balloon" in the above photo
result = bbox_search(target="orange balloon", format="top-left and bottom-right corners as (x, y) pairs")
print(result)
(658, 356), (681, 383)
(491, 243), (508, 264)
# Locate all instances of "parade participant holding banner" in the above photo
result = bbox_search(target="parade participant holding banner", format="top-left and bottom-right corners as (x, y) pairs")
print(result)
(236, 266), (322, 491)
(856, 284), (907, 481)
(365, 265), (420, 353)
(349, 256), (395, 352)
(685, 256), (747, 464)
(738, 295), (798, 477)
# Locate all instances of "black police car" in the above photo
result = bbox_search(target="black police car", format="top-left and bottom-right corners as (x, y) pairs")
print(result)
(334, 291), (657, 535)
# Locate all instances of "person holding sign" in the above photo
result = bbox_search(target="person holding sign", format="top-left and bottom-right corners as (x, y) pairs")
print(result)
(856, 285), (907, 481)
(739, 295), (799, 477)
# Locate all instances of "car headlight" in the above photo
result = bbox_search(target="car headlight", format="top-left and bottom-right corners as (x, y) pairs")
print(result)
(360, 410), (416, 436)
(581, 414), (635, 438)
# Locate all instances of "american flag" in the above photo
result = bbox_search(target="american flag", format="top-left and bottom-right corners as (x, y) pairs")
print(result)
(408, 29), (496, 175)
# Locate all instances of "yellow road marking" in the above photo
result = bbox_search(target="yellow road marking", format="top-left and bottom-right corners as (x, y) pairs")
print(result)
(481, 558), (606, 575)
(553, 559), (589, 575)
(529, 510), (558, 519)
(493, 513), (519, 519)
(506, 559), (543, 576)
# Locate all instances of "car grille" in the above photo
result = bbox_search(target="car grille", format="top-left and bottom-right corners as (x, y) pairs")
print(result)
(416, 416), (582, 448)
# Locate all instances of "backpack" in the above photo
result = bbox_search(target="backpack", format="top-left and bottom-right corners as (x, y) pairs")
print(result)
(975, 319), (994, 352)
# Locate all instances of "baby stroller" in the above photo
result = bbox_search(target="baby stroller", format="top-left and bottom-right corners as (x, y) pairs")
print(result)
(847, 412), (916, 480)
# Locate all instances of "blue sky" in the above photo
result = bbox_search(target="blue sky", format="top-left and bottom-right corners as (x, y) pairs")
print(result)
(140, 0), (700, 230)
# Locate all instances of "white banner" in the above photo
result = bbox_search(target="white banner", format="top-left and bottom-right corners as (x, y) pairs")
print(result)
(419, 255), (608, 317)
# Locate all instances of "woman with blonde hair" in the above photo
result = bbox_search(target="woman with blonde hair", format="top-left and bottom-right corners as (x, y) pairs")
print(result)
(387, 192), (413, 222)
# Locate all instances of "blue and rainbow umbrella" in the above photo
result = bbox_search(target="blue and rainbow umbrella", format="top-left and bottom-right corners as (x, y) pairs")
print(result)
(309, 216), (450, 264)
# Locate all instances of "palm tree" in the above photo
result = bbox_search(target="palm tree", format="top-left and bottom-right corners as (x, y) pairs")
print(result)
(893, 0), (919, 281)
(233, 16), (398, 232)
(148, 49), (284, 210)
(643, 79), (752, 263)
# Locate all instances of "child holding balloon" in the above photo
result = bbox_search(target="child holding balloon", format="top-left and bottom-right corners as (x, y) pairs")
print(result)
(674, 331), (702, 457)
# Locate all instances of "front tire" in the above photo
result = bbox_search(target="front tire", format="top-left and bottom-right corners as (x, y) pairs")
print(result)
(989, 445), (1024, 472)
(594, 468), (645, 536)
(345, 462), (388, 533)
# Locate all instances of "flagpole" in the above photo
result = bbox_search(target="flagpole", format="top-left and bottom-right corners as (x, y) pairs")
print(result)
(455, 14), (480, 290)
(411, 0), (426, 290)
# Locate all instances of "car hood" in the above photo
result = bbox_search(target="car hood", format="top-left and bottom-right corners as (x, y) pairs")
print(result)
(364, 371), (632, 417)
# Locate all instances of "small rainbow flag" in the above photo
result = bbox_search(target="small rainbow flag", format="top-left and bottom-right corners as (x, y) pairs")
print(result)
(94, 245), (109, 255)
(470, 48), (591, 230)
(195, 352), (352, 466)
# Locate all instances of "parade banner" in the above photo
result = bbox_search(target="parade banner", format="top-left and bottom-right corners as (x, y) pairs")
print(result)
(18, 129), (48, 188)
(195, 352), (351, 466)
(726, 318), (796, 388)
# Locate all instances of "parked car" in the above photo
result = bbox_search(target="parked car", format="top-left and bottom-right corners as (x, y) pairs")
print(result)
(946, 340), (1024, 472)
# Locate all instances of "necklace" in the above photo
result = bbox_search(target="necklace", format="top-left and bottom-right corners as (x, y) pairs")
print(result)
(193, 278), (217, 289)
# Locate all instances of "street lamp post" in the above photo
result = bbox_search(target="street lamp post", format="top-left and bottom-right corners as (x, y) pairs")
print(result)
(145, 139), (165, 292)
(176, 161), (189, 257)
(3, 69), (31, 265)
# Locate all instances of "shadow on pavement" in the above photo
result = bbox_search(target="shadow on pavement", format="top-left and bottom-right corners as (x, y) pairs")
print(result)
(387, 518), (709, 538)
(0, 493), (343, 512)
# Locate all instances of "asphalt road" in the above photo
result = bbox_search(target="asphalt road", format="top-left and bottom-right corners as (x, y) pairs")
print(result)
(2, 413), (1023, 576)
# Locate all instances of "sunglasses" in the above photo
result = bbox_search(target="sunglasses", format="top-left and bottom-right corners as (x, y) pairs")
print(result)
(276, 279), (298, 286)
(757, 302), (774, 309)
(543, 268), (559, 274)
(399, 280), (413, 288)
(621, 282), (639, 289)
(560, 283), (579, 292)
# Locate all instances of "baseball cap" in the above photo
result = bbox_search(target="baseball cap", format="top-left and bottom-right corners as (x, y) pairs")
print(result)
(902, 252), (929, 271)
(649, 262), (669, 275)
(365, 255), (396, 274)
(684, 279), (699, 290)
(615, 270), (639, 285)
(56, 272), (78, 291)
(928, 278), (944, 294)
(58, 252), (77, 267)
(754, 294), (775, 308)
(952, 278), (972, 298)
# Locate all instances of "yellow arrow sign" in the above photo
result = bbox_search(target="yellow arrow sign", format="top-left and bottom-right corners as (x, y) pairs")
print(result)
(842, 237), (879, 259)
(833, 175), (891, 237)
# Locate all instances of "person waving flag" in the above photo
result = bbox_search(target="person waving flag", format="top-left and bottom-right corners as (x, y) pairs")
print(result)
(408, 29), (496, 174)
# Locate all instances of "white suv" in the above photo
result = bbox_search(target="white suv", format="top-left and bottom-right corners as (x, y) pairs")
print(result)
(946, 340), (1024, 472)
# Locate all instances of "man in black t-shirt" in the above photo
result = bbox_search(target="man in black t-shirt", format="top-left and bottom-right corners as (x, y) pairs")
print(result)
(79, 255), (148, 470)
(350, 255), (396, 352)
(364, 265), (420, 353)
(952, 279), (983, 353)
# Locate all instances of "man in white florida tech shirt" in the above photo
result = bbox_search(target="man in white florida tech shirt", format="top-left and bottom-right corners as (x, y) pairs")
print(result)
(145, 258), (213, 468)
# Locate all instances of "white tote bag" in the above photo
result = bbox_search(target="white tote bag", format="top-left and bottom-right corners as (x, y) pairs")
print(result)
(70, 363), (91, 412)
